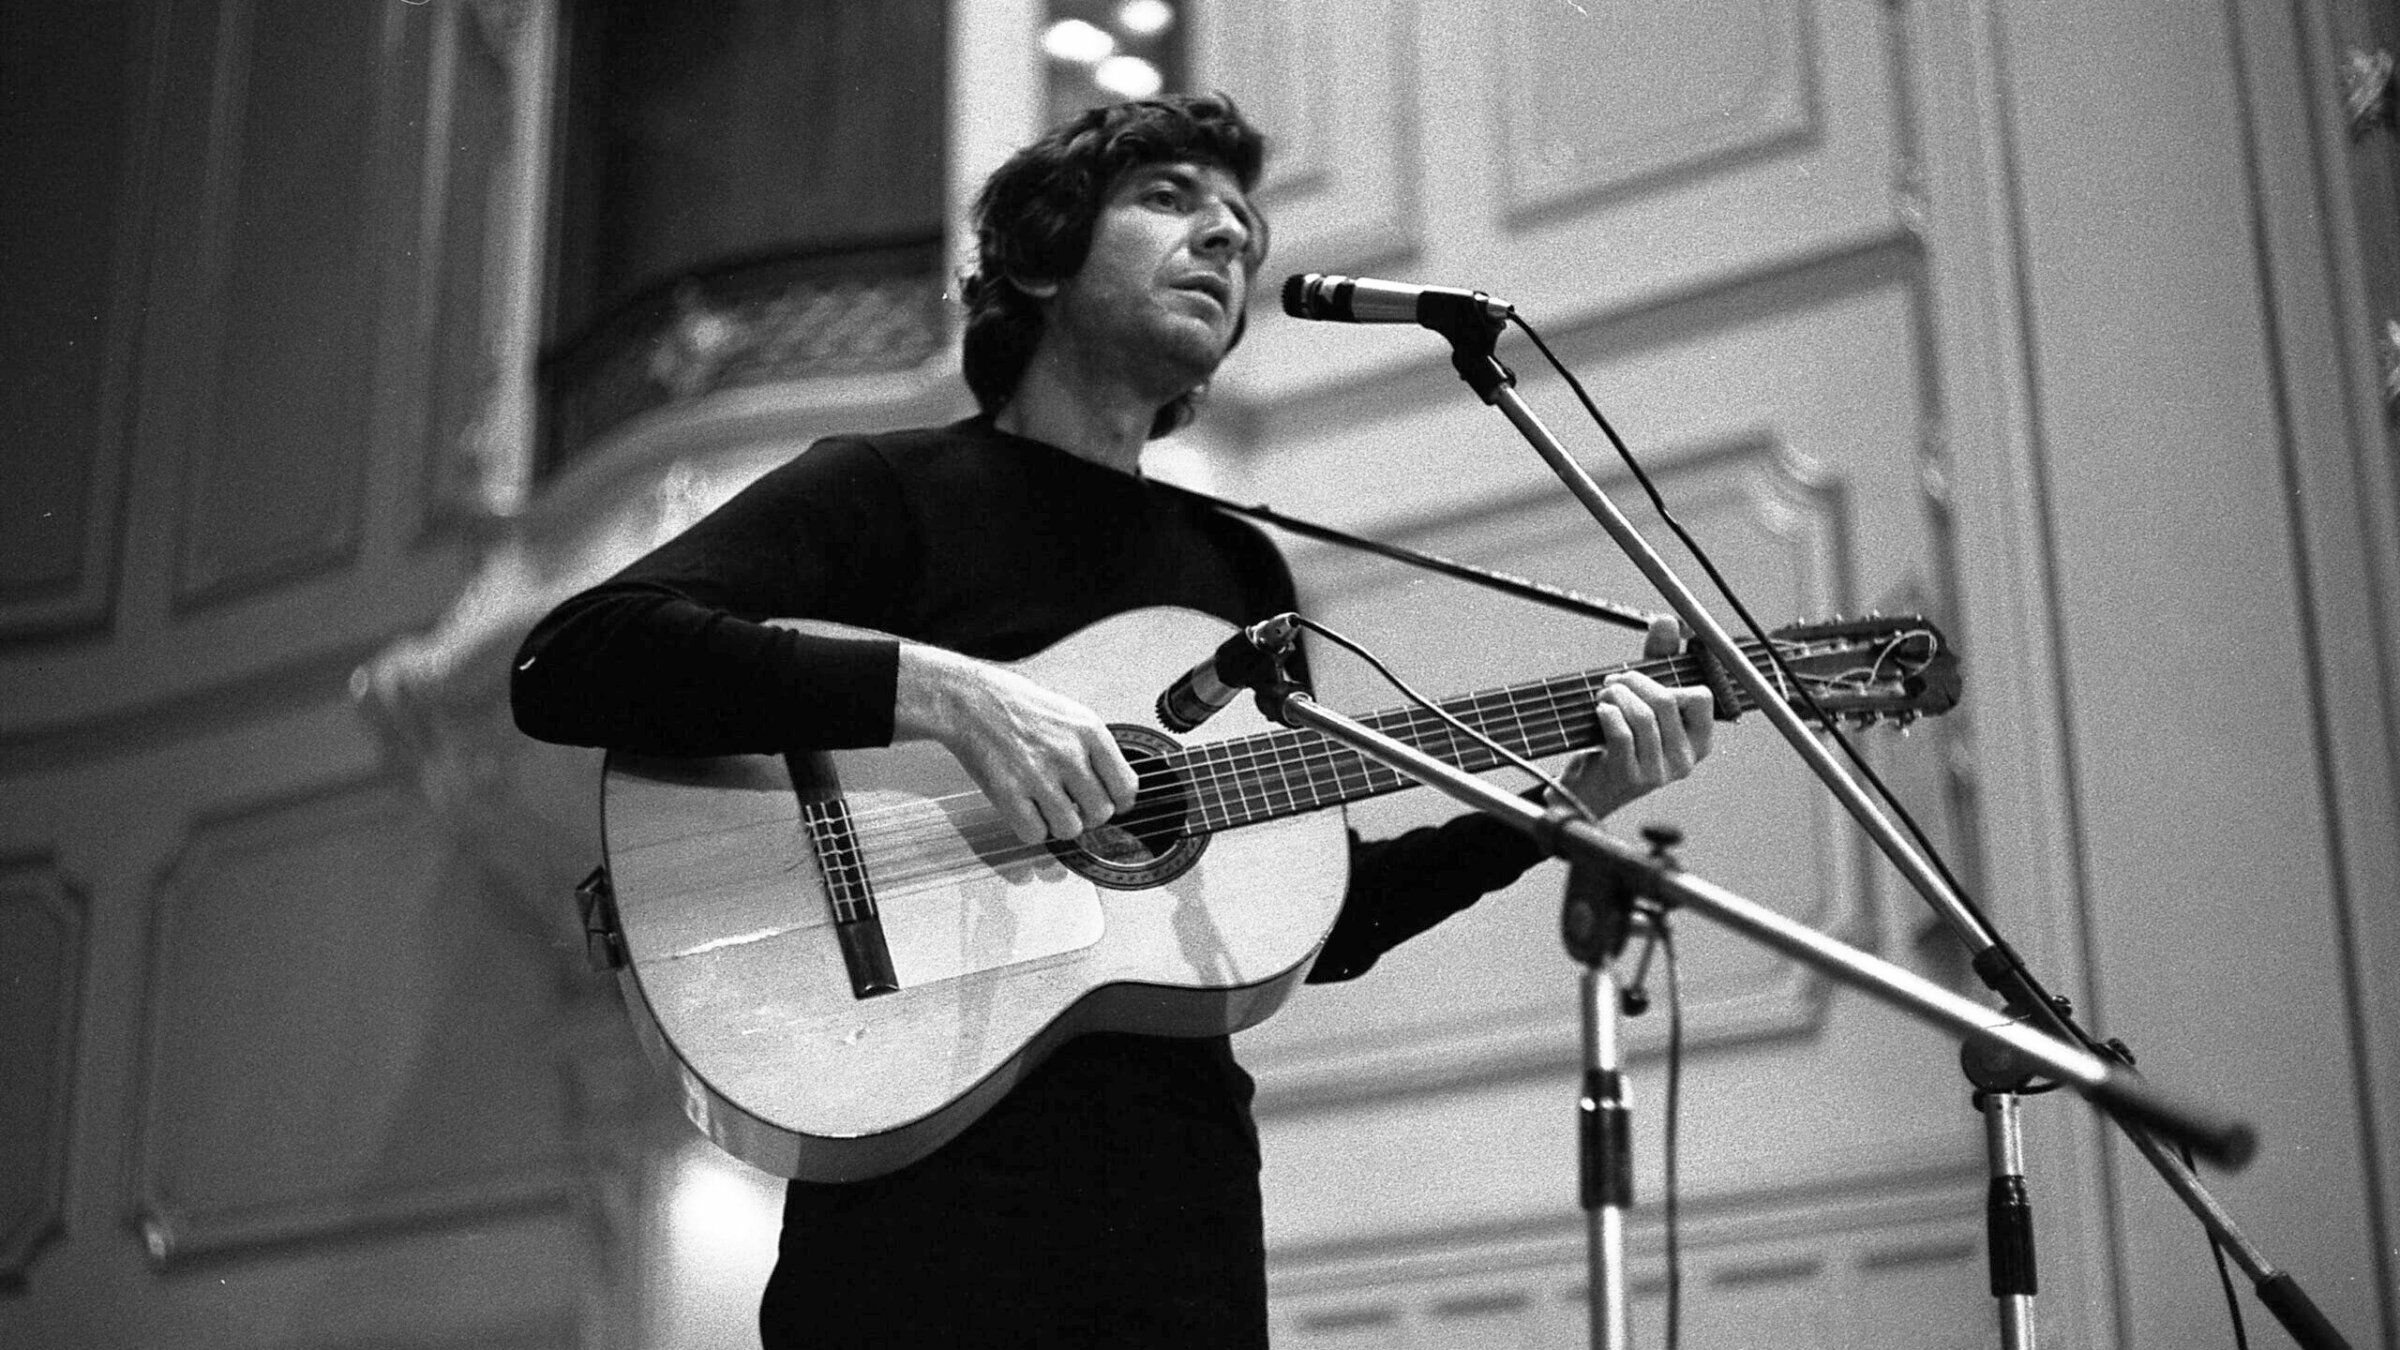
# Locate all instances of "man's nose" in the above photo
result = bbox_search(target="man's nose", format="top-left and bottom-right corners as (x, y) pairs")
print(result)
(1195, 204), (1249, 261)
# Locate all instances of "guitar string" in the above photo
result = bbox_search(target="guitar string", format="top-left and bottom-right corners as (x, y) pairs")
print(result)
(649, 643), (1894, 892)
(831, 651), (1770, 888)
(842, 721), (1570, 887)
(828, 636), (1896, 846)
(833, 626), (1936, 889)
(849, 630), (1931, 897)
(834, 696), (1601, 890)
(645, 632), (1931, 889)
(844, 667), (1617, 850)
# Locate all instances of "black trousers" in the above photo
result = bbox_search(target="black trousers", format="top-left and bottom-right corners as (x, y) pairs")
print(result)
(758, 1033), (1269, 1349)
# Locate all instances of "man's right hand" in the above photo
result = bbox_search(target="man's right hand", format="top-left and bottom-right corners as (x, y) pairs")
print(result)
(892, 643), (1142, 846)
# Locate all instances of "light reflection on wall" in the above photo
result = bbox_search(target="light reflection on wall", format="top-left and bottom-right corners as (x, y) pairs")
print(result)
(648, 1139), (786, 1347)
(1044, 0), (1185, 125)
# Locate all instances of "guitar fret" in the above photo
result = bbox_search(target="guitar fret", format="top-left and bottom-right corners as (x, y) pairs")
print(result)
(1269, 732), (1306, 814)
(1187, 666), (1609, 831)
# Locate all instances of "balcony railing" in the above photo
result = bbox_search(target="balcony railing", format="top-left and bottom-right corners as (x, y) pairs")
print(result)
(536, 231), (949, 480)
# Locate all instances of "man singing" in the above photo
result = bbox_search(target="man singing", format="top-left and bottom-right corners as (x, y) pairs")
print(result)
(513, 92), (1713, 1347)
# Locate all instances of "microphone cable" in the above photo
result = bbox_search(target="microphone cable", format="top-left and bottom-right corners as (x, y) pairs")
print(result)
(1620, 900), (1689, 1350)
(1661, 915), (1685, 1350)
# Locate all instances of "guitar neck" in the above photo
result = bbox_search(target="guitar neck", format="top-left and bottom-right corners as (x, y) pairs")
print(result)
(1173, 650), (1724, 833)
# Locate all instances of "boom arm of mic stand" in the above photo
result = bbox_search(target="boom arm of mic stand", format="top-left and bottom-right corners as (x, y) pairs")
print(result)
(1254, 687), (2257, 1168)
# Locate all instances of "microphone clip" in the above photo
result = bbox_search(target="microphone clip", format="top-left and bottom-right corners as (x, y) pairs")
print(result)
(1155, 613), (1303, 733)
(1445, 311), (1515, 405)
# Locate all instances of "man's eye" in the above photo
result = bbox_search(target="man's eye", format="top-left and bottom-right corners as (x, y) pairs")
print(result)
(1143, 186), (1185, 208)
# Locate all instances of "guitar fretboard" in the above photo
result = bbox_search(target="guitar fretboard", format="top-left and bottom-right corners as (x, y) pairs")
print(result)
(1165, 652), (1735, 832)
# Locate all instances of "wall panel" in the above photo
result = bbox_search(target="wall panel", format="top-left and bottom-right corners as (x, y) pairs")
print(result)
(1196, 0), (1420, 277)
(0, 859), (88, 1292)
(1270, 1157), (1987, 1349)
(1237, 440), (1867, 1108)
(1495, 0), (1818, 220)
(1204, 0), (1907, 410)
(0, 0), (146, 639)
(127, 773), (577, 1268)
(168, 0), (383, 609)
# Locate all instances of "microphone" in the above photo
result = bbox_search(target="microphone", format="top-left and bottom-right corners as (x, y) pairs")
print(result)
(1282, 273), (1514, 329)
(1156, 614), (1300, 733)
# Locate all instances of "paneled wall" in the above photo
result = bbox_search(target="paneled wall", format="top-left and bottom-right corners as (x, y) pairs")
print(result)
(1174, 1), (2399, 1346)
(1191, 3), (1992, 1341)
(0, 1), (626, 1346)
(3, 1), (2392, 1348)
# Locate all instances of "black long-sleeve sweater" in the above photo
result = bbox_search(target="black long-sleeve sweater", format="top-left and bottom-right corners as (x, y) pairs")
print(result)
(510, 417), (1549, 1345)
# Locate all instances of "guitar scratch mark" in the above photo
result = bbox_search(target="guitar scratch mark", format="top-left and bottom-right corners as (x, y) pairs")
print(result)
(668, 925), (804, 959)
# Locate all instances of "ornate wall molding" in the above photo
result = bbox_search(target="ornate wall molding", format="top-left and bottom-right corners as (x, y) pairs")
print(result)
(1495, 0), (1822, 224)
(1198, 0), (1425, 274)
(540, 243), (953, 479)
(1267, 1146), (1984, 1344)
(0, 857), (89, 1294)
(409, 0), (520, 539)
(1244, 437), (1870, 1114)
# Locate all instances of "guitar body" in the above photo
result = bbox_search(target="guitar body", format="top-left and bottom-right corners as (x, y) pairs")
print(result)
(601, 607), (1350, 1182)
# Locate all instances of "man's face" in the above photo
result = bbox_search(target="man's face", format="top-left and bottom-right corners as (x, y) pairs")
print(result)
(1036, 159), (1265, 392)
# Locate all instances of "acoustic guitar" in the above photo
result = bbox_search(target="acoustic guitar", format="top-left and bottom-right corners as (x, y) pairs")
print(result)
(589, 606), (1958, 1180)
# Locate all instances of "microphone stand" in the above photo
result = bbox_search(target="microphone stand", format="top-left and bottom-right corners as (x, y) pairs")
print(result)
(1407, 301), (2348, 1348)
(1230, 665), (2256, 1350)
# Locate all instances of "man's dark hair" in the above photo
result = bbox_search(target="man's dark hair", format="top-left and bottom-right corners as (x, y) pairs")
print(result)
(959, 92), (1267, 439)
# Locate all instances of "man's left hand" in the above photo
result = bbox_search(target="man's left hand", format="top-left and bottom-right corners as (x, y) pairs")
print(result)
(1553, 614), (1716, 819)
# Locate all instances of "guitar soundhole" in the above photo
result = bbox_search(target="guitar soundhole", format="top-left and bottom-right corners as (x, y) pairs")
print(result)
(1050, 724), (1209, 889)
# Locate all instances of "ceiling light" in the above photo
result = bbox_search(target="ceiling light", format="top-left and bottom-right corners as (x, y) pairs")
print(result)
(1042, 18), (1116, 64)
(1093, 54), (1164, 98)
(1117, 0), (1175, 37)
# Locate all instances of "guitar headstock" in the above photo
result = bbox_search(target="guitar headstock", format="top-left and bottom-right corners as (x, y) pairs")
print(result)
(1728, 615), (1961, 726)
